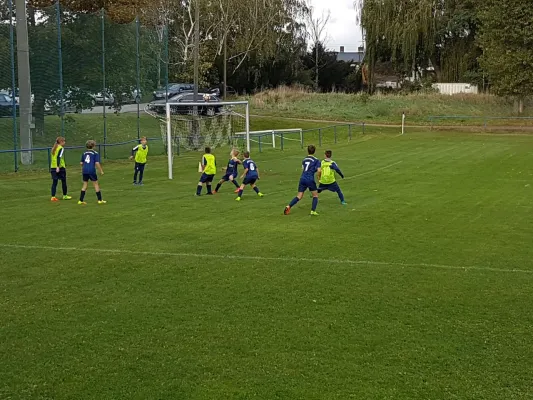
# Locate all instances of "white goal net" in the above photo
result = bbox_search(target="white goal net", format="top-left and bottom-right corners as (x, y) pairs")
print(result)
(158, 100), (250, 179)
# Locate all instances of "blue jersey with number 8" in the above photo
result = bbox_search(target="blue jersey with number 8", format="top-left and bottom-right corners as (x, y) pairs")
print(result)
(301, 156), (320, 181)
(243, 159), (258, 178)
(81, 150), (100, 175)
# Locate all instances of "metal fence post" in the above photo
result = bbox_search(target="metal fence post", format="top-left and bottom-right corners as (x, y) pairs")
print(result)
(47, 148), (51, 169)
(281, 133), (284, 150)
(259, 135), (262, 153)
(362, 122), (365, 135)
(56, 0), (65, 137)
(8, 0), (17, 172)
(334, 125), (337, 144)
(348, 124), (352, 141)
(101, 8), (107, 159)
(136, 16), (141, 140)
(319, 128), (322, 147)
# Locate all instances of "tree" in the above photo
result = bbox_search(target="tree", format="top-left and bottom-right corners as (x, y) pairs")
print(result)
(304, 2), (329, 91)
(478, 0), (533, 113)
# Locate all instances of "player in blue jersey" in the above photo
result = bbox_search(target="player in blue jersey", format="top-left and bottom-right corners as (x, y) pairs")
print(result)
(235, 151), (264, 201)
(78, 140), (106, 205)
(213, 149), (241, 194)
(284, 144), (321, 216)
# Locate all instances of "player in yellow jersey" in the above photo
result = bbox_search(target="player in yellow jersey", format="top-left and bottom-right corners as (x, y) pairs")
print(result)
(49, 136), (72, 202)
(130, 136), (149, 186)
(196, 147), (216, 196)
(317, 150), (347, 205)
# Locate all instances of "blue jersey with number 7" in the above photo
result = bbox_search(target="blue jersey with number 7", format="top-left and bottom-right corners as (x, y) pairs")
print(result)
(301, 156), (320, 180)
(81, 150), (100, 175)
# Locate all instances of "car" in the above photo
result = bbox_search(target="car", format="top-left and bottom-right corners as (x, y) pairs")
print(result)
(148, 93), (223, 116)
(208, 85), (237, 97)
(91, 91), (114, 106)
(153, 83), (194, 100)
(0, 93), (18, 117)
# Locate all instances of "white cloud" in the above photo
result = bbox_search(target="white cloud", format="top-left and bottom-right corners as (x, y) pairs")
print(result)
(309, 0), (363, 52)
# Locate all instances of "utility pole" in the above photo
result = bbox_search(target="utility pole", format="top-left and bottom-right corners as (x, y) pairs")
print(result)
(192, 0), (200, 148)
(15, 0), (33, 165)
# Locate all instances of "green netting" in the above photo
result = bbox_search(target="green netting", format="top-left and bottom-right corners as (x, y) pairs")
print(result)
(0, 2), (168, 173)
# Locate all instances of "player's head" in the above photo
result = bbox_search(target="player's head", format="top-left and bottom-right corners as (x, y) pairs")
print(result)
(325, 150), (332, 158)
(243, 151), (250, 159)
(52, 136), (65, 155)
(86, 140), (96, 149)
(231, 149), (240, 158)
(205, 147), (211, 154)
(140, 136), (147, 145)
(308, 145), (316, 155)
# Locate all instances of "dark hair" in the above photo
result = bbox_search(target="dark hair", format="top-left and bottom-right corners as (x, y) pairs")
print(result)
(308, 145), (316, 155)
(243, 151), (250, 158)
(325, 150), (332, 158)
(86, 140), (96, 149)
(205, 147), (211, 154)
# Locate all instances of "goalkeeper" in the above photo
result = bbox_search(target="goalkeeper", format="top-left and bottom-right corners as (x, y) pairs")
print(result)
(318, 150), (347, 205)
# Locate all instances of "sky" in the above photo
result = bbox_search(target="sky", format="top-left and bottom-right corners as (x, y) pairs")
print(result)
(310, 0), (363, 52)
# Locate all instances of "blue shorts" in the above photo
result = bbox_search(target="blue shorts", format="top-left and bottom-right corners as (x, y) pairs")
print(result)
(135, 162), (146, 171)
(200, 173), (215, 183)
(298, 179), (317, 193)
(222, 173), (235, 182)
(243, 176), (257, 185)
(83, 173), (98, 182)
(318, 182), (340, 192)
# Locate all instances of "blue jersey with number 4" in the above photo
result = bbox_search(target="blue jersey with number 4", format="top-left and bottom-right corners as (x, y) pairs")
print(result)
(81, 150), (100, 175)
(301, 156), (320, 181)
(243, 159), (258, 178)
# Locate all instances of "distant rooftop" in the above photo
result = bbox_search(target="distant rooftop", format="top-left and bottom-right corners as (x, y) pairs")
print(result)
(336, 46), (365, 64)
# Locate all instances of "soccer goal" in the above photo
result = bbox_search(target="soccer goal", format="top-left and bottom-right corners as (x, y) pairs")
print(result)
(234, 128), (303, 151)
(161, 100), (250, 179)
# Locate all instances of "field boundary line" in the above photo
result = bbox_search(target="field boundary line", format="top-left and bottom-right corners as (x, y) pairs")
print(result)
(1, 244), (531, 275)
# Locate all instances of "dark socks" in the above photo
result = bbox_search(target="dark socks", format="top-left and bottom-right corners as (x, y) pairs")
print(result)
(232, 180), (240, 188)
(51, 180), (58, 197)
(207, 184), (212, 194)
(289, 197), (299, 207)
(96, 191), (102, 201)
(338, 189), (345, 202)
(253, 187), (260, 194)
(196, 185), (202, 195)
(80, 190), (86, 202)
(139, 169), (144, 183)
(133, 170), (139, 183)
(238, 189), (243, 197)
(215, 183), (222, 192)
(312, 197), (318, 211)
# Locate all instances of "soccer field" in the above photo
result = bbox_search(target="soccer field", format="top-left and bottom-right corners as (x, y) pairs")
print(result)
(1, 130), (533, 399)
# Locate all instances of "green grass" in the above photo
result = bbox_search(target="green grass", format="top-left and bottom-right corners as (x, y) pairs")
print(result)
(249, 87), (533, 126)
(1, 128), (533, 399)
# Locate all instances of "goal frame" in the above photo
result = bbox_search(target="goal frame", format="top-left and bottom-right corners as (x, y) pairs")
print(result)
(165, 100), (250, 180)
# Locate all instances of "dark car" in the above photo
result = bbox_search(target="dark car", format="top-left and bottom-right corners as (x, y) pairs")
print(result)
(148, 93), (223, 116)
(0, 94), (18, 117)
(153, 83), (194, 100)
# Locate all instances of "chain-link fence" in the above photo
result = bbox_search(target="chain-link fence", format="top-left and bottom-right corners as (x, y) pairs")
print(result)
(0, 1), (169, 172)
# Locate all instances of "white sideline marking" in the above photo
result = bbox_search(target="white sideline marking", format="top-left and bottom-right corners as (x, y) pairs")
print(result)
(1, 244), (531, 275)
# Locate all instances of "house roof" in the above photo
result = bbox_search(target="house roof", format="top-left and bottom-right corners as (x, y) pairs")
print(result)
(336, 51), (364, 63)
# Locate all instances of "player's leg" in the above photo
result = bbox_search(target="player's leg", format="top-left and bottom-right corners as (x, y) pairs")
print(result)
(79, 176), (89, 204)
(235, 180), (245, 201)
(331, 182), (346, 204)
(133, 163), (139, 185)
(250, 182), (264, 197)
(197, 174), (207, 196)
(138, 163), (145, 185)
(310, 181), (319, 215)
(214, 176), (228, 193)
(59, 169), (71, 199)
(50, 169), (59, 201)
(206, 175), (214, 195)
(284, 182), (305, 214)
(93, 178), (105, 203)
(230, 175), (240, 190)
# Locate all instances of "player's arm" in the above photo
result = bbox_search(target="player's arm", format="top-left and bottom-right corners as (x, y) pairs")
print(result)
(332, 162), (345, 179)
(316, 165), (322, 181)
(95, 154), (104, 175)
(56, 148), (64, 172)
(129, 145), (139, 160)
(240, 168), (248, 179)
(201, 156), (207, 172)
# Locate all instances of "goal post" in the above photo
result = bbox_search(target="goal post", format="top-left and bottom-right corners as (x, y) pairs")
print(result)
(234, 128), (303, 150)
(164, 100), (250, 180)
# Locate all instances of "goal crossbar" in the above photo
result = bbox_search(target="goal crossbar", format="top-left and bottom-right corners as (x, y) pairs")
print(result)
(234, 128), (303, 149)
